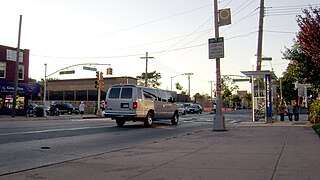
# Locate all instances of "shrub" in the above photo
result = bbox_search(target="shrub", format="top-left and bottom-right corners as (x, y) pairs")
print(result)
(309, 100), (320, 124)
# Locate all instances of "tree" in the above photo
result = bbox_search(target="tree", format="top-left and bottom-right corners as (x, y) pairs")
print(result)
(175, 82), (187, 94)
(136, 71), (161, 88)
(281, 7), (320, 99)
(297, 7), (320, 64)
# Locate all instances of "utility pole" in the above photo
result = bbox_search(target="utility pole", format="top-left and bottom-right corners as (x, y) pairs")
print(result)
(12, 15), (22, 117)
(140, 52), (154, 87)
(213, 0), (226, 131)
(183, 73), (193, 97)
(256, 0), (265, 71)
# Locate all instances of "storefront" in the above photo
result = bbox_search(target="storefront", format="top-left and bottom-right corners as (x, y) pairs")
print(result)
(0, 82), (40, 116)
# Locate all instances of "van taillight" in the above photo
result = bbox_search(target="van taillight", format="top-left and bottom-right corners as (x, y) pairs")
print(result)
(104, 102), (108, 108)
(133, 102), (137, 109)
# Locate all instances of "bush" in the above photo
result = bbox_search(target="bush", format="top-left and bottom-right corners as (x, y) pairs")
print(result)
(312, 124), (320, 137)
(309, 100), (320, 124)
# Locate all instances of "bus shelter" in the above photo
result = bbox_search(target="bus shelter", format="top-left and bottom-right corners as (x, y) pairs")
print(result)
(241, 70), (277, 123)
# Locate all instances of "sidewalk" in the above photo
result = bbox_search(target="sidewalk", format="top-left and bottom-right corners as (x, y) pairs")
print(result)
(1, 122), (319, 180)
(0, 114), (104, 122)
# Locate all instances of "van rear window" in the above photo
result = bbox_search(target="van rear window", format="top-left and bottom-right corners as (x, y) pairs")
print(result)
(109, 88), (121, 99)
(121, 88), (133, 99)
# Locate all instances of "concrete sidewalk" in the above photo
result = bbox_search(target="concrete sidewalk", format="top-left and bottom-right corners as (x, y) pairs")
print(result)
(1, 122), (319, 180)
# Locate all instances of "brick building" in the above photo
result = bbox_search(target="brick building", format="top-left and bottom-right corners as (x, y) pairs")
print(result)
(0, 45), (40, 115)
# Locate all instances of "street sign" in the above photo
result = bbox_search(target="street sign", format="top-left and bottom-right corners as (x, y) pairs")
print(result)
(261, 57), (272, 61)
(208, 37), (224, 59)
(219, 8), (231, 26)
(59, 70), (75, 75)
(83, 66), (97, 71)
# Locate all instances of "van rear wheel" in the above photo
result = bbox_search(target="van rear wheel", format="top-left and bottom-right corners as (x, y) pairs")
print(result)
(171, 112), (179, 125)
(116, 119), (125, 127)
(144, 113), (153, 127)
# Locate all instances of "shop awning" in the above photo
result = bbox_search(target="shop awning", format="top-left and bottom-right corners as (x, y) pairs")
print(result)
(0, 82), (40, 95)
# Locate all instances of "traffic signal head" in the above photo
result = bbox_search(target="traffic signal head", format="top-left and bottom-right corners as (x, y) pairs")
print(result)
(96, 71), (100, 80)
(99, 71), (103, 80)
(99, 80), (104, 89)
(94, 80), (99, 89)
(106, 68), (113, 75)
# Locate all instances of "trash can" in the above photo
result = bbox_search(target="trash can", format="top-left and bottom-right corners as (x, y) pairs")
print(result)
(35, 107), (44, 117)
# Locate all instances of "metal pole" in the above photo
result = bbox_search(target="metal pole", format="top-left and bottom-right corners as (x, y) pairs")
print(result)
(213, 0), (226, 131)
(12, 15), (22, 117)
(43, 63), (47, 116)
(256, 0), (265, 71)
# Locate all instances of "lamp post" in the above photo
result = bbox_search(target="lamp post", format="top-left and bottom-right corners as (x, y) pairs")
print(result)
(170, 74), (183, 91)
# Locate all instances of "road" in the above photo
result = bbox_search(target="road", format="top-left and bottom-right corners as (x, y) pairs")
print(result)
(0, 110), (252, 176)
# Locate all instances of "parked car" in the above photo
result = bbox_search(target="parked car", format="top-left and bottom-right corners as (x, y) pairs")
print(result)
(183, 103), (193, 110)
(55, 103), (77, 115)
(187, 104), (203, 114)
(177, 104), (186, 115)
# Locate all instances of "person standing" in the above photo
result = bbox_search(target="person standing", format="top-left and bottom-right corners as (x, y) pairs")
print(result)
(279, 101), (286, 122)
(293, 102), (300, 121)
(79, 101), (85, 116)
(286, 102), (293, 121)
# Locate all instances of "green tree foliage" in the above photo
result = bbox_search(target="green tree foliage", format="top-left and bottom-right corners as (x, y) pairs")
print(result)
(175, 82), (187, 94)
(136, 71), (161, 88)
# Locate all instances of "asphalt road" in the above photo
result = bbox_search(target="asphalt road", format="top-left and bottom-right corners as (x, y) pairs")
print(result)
(0, 110), (252, 175)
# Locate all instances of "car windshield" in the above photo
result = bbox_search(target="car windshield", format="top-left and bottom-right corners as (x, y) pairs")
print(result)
(190, 104), (198, 108)
(177, 104), (184, 108)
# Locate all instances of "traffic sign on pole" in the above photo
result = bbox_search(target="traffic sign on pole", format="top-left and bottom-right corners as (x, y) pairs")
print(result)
(208, 37), (224, 59)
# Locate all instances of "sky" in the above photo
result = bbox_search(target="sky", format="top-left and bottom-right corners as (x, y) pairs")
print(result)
(1, 0), (319, 97)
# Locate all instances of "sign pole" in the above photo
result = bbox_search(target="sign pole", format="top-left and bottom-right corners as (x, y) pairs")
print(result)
(213, 0), (226, 131)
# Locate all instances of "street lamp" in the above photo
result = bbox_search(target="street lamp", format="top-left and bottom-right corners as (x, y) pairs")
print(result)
(170, 74), (184, 91)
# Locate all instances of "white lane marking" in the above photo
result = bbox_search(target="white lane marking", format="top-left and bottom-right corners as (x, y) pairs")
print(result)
(0, 125), (111, 136)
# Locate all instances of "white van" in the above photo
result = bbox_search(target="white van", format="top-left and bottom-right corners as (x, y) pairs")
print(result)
(104, 84), (179, 127)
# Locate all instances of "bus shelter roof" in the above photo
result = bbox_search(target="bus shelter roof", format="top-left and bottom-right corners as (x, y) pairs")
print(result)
(240, 70), (277, 79)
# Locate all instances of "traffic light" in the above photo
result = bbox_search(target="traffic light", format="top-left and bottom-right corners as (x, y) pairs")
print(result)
(96, 71), (100, 80)
(106, 67), (113, 75)
(95, 80), (99, 89)
(99, 72), (104, 89)
(95, 71), (100, 89)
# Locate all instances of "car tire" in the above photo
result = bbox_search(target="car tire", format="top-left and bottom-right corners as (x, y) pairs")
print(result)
(144, 112), (153, 127)
(116, 119), (125, 127)
(171, 112), (179, 125)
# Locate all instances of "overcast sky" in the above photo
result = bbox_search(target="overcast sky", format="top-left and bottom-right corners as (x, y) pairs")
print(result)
(1, 0), (319, 96)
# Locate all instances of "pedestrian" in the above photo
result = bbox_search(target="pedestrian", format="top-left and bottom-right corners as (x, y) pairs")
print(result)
(293, 102), (300, 121)
(286, 102), (293, 121)
(79, 101), (85, 116)
(213, 103), (217, 114)
(278, 101), (286, 122)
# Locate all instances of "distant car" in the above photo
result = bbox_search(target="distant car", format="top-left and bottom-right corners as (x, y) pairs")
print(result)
(183, 103), (193, 110)
(187, 104), (203, 114)
(55, 103), (77, 115)
(177, 104), (186, 115)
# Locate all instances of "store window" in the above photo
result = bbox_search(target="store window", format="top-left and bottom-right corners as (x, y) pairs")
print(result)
(64, 91), (74, 101)
(49, 91), (63, 100)
(0, 62), (6, 78)
(19, 65), (24, 80)
(76, 90), (87, 101)
(88, 90), (97, 101)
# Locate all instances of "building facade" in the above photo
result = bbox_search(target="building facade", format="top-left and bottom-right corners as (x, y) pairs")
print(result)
(0, 45), (40, 115)
(30, 77), (138, 114)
